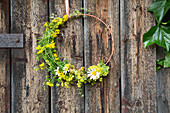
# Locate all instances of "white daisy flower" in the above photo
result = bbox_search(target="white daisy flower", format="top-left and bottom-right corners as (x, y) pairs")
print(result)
(87, 68), (100, 80)
(63, 67), (69, 75)
(54, 67), (60, 76)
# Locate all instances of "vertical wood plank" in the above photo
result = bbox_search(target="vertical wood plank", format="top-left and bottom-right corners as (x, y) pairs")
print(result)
(84, 0), (120, 112)
(156, 47), (170, 113)
(120, 0), (156, 112)
(0, 0), (10, 112)
(49, 0), (84, 112)
(11, 0), (49, 112)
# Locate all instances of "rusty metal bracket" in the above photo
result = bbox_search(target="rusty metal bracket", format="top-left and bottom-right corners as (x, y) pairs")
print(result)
(0, 34), (23, 48)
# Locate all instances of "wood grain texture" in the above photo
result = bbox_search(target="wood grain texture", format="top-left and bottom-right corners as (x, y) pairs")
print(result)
(84, 0), (120, 113)
(120, 0), (156, 112)
(49, 0), (84, 113)
(156, 47), (170, 113)
(11, 0), (49, 112)
(0, 0), (10, 112)
(0, 34), (23, 48)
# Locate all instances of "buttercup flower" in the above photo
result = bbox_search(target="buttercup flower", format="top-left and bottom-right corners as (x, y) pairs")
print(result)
(36, 45), (41, 50)
(63, 14), (68, 22)
(37, 49), (44, 54)
(46, 80), (54, 87)
(44, 22), (48, 26)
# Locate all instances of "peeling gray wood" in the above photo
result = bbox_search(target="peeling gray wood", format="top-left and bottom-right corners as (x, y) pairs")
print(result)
(156, 47), (170, 113)
(0, 0), (10, 113)
(0, 34), (23, 48)
(84, 0), (120, 113)
(11, 0), (49, 112)
(49, 0), (84, 112)
(120, 0), (157, 112)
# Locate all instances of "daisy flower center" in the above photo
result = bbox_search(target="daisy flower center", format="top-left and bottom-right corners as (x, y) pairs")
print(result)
(92, 71), (96, 76)
(57, 70), (60, 73)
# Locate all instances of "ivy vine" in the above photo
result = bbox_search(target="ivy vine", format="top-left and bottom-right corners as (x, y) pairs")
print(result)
(143, 0), (170, 70)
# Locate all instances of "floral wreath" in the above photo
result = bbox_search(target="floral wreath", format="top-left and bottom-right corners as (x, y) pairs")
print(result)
(35, 9), (114, 94)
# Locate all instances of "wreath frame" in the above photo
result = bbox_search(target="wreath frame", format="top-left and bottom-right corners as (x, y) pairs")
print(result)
(35, 9), (114, 91)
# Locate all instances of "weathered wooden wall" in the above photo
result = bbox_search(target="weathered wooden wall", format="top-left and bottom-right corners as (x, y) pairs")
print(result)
(0, 0), (10, 112)
(120, 0), (157, 112)
(84, 0), (120, 112)
(0, 0), (169, 113)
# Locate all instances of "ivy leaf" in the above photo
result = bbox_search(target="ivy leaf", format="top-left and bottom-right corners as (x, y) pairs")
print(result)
(148, 0), (170, 25)
(143, 24), (170, 52)
(164, 52), (170, 67)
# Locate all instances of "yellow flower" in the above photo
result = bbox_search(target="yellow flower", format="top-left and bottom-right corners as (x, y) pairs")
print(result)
(36, 45), (41, 50)
(80, 79), (84, 82)
(41, 47), (45, 50)
(99, 78), (103, 82)
(65, 82), (69, 88)
(50, 26), (53, 28)
(46, 44), (50, 48)
(46, 43), (55, 48)
(46, 28), (48, 31)
(55, 58), (59, 60)
(37, 49), (44, 54)
(46, 82), (50, 86)
(44, 22), (48, 26)
(39, 62), (44, 67)
(65, 64), (71, 68)
(77, 75), (81, 79)
(46, 80), (54, 87)
(55, 29), (60, 34)
(81, 67), (85, 71)
(51, 33), (57, 38)
(58, 18), (63, 25)
(77, 82), (81, 88)
(49, 83), (54, 87)
(52, 19), (57, 23)
(61, 82), (64, 87)
(63, 14), (68, 22)
(53, 53), (57, 57)
(50, 43), (55, 48)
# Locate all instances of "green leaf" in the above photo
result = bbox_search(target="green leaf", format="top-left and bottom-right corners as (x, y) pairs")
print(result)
(157, 59), (165, 66)
(143, 24), (170, 51)
(156, 66), (161, 71)
(164, 52), (170, 67)
(148, 0), (170, 25)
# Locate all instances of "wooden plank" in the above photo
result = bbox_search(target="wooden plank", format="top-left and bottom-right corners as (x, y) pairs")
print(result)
(120, 0), (156, 112)
(50, 0), (84, 113)
(84, 0), (120, 112)
(49, 0), (85, 112)
(11, 0), (49, 112)
(156, 47), (170, 113)
(0, 0), (10, 113)
(0, 34), (23, 48)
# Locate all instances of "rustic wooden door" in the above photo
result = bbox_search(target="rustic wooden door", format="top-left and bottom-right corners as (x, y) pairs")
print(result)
(0, 0), (169, 113)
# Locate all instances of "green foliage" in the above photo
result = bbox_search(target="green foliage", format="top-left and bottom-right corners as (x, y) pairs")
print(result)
(34, 9), (110, 96)
(148, 0), (170, 25)
(164, 52), (170, 67)
(143, 23), (170, 51)
(143, 0), (170, 70)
